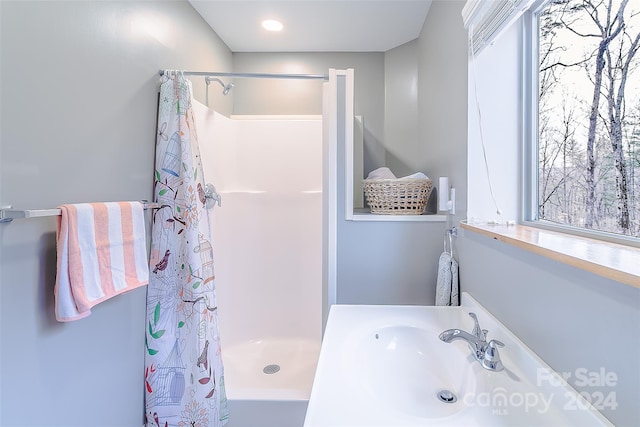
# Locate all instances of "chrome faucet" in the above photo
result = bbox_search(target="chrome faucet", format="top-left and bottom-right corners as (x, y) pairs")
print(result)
(439, 312), (505, 371)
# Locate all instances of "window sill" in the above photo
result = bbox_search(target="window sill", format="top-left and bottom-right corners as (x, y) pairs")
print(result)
(460, 222), (640, 288)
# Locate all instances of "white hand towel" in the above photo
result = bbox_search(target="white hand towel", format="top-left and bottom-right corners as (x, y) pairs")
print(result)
(54, 201), (149, 321)
(366, 167), (396, 180)
(400, 172), (430, 180)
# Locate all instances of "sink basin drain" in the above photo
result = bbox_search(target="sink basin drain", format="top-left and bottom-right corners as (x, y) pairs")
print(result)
(437, 389), (457, 403)
(263, 364), (281, 374)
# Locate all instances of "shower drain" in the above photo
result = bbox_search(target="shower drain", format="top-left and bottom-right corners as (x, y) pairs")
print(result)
(263, 364), (281, 375)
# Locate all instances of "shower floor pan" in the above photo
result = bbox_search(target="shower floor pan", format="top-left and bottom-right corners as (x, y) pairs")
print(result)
(222, 337), (320, 427)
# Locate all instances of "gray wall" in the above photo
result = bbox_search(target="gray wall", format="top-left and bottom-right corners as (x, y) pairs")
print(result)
(458, 232), (640, 425)
(384, 39), (420, 178)
(417, 0), (468, 225)
(0, 1), (232, 426)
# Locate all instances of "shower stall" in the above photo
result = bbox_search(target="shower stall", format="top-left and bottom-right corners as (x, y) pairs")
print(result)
(191, 68), (350, 426)
(194, 105), (323, 427)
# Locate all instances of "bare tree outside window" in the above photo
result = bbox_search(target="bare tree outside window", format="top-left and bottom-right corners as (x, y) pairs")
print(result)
(538, 0), (640, 238)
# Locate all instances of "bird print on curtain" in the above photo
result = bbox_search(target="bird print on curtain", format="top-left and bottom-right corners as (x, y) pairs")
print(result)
(144, 71), (228, 427)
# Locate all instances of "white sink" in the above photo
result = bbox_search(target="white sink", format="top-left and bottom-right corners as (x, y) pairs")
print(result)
(354, 325), (475, 420)
(304, 293), (613, 427)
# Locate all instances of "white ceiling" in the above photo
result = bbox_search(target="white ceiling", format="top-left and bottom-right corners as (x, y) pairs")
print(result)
(188, 1), (433, 52)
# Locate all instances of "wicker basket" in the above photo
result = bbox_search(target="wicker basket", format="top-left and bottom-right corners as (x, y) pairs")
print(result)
(362, 178), (433, 215)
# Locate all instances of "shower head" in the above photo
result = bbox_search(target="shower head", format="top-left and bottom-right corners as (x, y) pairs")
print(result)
(205, 76), (234, 96)
(222, 82), (234, 96)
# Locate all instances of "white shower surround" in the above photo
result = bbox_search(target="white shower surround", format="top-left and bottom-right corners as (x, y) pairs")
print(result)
(195, 101), (323, 426)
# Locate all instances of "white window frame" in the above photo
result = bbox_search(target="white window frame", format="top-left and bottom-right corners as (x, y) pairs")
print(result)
(521, 0), (640, 248)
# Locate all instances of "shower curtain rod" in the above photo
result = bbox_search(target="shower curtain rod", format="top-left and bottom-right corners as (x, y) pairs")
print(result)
(158, 69), (329, 81)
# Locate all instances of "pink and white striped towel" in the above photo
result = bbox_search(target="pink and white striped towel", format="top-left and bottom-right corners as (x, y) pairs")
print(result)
(54, 201), (149, 322)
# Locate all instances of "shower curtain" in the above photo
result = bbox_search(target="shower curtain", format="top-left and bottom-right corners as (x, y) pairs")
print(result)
(144, 71), (228, 427)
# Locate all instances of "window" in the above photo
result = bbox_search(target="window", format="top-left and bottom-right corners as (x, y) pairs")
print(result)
(531, 0), (640, 240)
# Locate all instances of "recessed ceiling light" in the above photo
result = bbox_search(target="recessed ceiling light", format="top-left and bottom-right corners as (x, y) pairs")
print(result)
(262, 19), (283, 32)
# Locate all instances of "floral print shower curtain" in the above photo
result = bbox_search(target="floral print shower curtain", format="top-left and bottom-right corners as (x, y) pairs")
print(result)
(145, 71), (228, 427)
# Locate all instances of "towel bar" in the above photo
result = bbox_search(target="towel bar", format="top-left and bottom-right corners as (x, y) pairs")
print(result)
(0, 202), (161, 224)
